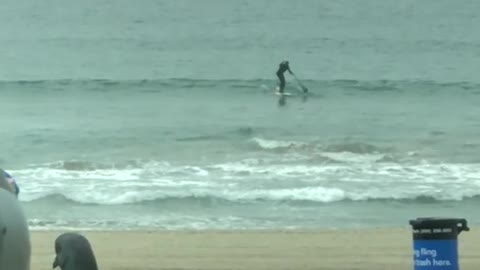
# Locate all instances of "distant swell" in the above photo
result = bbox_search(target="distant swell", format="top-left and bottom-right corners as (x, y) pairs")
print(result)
(249, 138), (397, 163)
(176, 127), (256, 142)
(22, 191), (480, 206)
(323, 142), (391, 154)
(25, 139), (403, 173)
(3, 78), (480, 94)
(28, 159), (152, 171)
(251, 137), (389, 154)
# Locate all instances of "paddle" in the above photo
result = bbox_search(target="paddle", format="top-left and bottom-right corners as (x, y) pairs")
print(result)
(292, 73), (309, 93)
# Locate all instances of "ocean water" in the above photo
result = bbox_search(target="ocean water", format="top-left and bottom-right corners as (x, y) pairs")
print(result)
(1, 0), (480, 230)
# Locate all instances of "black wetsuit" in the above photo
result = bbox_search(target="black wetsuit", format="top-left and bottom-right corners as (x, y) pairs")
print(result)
(276, 61), (291, 93)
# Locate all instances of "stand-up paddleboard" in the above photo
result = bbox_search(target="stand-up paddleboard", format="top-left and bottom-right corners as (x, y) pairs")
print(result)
(275, 91), (293, 96)
(274, 86), (293, 96)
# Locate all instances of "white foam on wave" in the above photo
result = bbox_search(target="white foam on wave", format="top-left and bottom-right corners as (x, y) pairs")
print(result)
(250, 137), (392, 164)
(210, 162), (341, 177)
(321, 151), (386, 163)
(27, 214), (274, 231)
(19, 185), (346, 204)
(251, 137), (308, 150)
(231, 186), (346, 202)
(12, 163), (215, 204)
(10, 159), (480, 205)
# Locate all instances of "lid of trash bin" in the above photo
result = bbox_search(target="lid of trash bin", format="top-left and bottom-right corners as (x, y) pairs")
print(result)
(409, 217), (469, 232)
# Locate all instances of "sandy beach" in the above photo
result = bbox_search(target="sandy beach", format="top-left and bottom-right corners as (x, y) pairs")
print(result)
(30, 228), (479, 270)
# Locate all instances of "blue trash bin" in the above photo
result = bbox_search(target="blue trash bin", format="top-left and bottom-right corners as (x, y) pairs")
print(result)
(409, 218), (469, 270)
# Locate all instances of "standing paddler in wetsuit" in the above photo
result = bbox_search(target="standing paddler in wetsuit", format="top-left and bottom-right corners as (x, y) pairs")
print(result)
(276, 60), (294, 94)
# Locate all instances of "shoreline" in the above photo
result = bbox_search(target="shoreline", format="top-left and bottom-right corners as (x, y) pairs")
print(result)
(30, 227), (480, 270)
